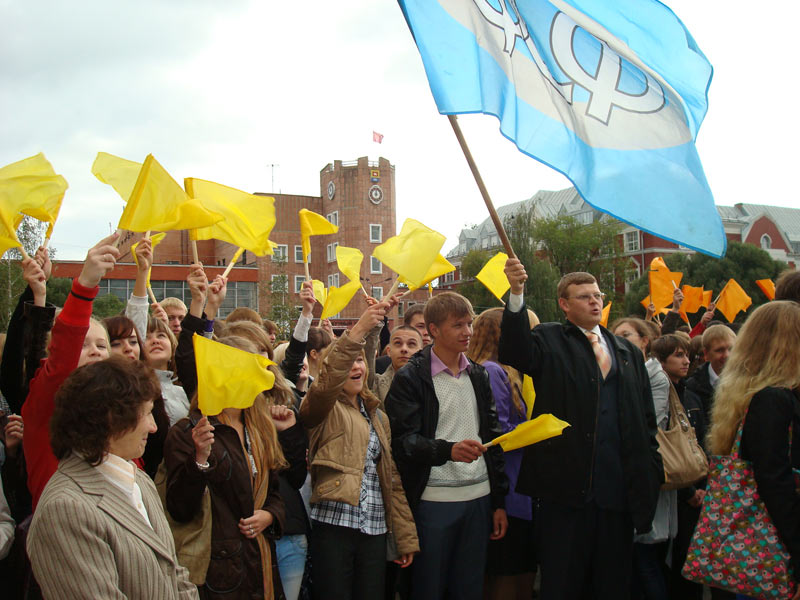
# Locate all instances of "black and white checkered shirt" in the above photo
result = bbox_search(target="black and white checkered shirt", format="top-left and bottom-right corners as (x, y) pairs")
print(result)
(311, 401), (387, 535)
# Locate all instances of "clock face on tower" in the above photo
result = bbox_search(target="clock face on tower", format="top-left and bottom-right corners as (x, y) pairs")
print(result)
(368, 185), (383, 205)
(327, 181), (335, 200)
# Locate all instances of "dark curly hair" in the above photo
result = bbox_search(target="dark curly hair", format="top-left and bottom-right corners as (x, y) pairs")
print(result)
(50, 356), (161, 466)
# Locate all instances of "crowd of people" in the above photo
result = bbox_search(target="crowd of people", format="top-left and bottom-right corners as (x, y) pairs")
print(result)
(0, 233), (798, 600)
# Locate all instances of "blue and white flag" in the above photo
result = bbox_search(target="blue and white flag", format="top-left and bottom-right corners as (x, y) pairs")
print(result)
(399, 0), (726, 257)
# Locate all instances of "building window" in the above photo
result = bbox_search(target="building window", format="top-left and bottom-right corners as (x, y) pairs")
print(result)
(273, 244), (288, 262)
(372, 286), (383, 300)
(327, 273), (340, 288)
(271, 274), (287, 292)
(327, 211), (339, 227)
(398, 302), (405, 318)
(326, 242), (339, 263)
(625, 231), (640, 252)
(371, 257), (382, 274)
(370, 224), (382, 243)
(442, 271), (455, 284)
(294, 245), (305, 263)
(294, 275), (307, 293)
(761, 234), (772, 250)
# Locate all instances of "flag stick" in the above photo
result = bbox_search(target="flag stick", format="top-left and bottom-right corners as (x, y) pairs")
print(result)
(447, 115), (516, 259)
(147, 285), (157, 304)
(360, 285), (369, 297)
(19, 246), (30, 261)
(222, 261), (236, 279)
(387, 279), (400, 297)
(191, 240), (199, 265)
(222, 247), (245, 278)
(42, 238), (50, 250)
(304, 260), (310, 282)
(112, 229), (122, 249)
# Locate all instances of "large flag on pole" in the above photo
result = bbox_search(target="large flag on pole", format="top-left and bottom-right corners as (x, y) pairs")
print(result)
(398, 0), (725, 257)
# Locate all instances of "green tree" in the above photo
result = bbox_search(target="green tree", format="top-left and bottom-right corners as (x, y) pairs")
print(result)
(0, 216), (49, 331)
(46, 277), (73, 307)
(263, 256), (298, 340)
(92, 294), (126, 319)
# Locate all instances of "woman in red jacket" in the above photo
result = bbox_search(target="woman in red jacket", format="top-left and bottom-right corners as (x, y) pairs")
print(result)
(22, 233), (120, 508)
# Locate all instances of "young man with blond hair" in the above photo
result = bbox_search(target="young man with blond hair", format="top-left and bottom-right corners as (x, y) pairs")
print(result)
(159, 297), (187, 337)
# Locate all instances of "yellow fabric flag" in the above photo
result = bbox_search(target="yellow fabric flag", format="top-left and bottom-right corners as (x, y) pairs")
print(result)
(193, 334), (276, 416)
(716, 279), (752, 323)
(91, 152), (142, 203)
(640, 295), (652, 309)
(701, 290), (713, 308)
(649, 269), (683, 312)
(0, 153), (55, 179)
(311, 279), (328, 306)
(756, 279), (775, 301)
(681, 285), (705, 313)
(476, 252), (511, 302)
(321, 280), (361, 320)
(522, 375), (536, 420)
(118, 155), (223, 232)
(650, 256), (669, 271)
(372, 219), (445, 289)
(487, 414), (570, 452)
(131, 233), (167, 287)
(336, 246), (363, 282)
(400, 253), (455, 291)
(0, 175), (68, 240)
(185, 178), (277, 257)
(600, 302), (612, 328)
(299, 209), (338, 263)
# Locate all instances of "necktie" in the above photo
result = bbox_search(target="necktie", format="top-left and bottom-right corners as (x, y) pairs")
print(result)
(586, 331), (611, 380)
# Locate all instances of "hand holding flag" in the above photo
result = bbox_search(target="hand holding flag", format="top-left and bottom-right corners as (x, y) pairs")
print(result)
(486, 414), (570, 452)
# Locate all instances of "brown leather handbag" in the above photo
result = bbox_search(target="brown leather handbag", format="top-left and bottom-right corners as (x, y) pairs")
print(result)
(657, 382), (708, 490)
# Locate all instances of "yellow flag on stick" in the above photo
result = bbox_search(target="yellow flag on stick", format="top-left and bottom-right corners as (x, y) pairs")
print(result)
(91, 152), (142, 203)
(681, 285), (705, 314)
(716, 279), (752, 323)
(131, 232), (166, 287)
(486, 414), (570, 452)
(755, 279), (775, 301)
(476, 252), (510, 302)
(0, 154), (68, 239)
(0, 153), (55, 179)
(649, 269), (683, 313)
(193, 334), (276, 416)
(321, 280), (361, 320)
(118, 155), (223, 232)
(400, 253), (455, 291)
(701, 290), (713, 308)
(312, 279), (328, 306)
(372, 218), (445, 289)
(600, 302), (612, 328)
(522, 375), (536, 420)
(299, 209), (338, 262)
(185, 178), (277, 257)
(336, 246), (363, 282)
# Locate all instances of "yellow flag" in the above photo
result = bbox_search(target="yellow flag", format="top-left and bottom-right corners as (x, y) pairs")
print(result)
(193, 334), (276, 416)
(0, 175), (68, 240)
(650, 256), (669, 271)
(600, 302), (612, 328)
(476, 252), (510, 302)
(681, 285), (705, 314)
(522, 375), (536, 420)
(91, 152), (142, 203)
(640, 295), (652, 309)
(649, 269), (683, 313)
(0, 153), (55, 179)
(701, 290), (713, 308)
(716, 279), (752, 323)
(118, 155), (223, 232)
(131, 233), (166, 287)
(321, 280), (361, 320)
(185, 178), (277, 257)
(299, 209), (338, 262)
(488, 414), (570, 452)
(399, 253), (455, 291)
(756, 279), (775, 301)
(311, 279), (328, 306)
(336, 246), (363, 282)
(372, 218), (445, 289)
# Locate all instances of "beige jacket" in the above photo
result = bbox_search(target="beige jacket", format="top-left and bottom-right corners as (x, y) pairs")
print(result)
(300, 332), (420, 555)
(28, 454), (198, 600)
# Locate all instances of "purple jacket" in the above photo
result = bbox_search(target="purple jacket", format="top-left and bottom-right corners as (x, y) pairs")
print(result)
(484, 361), (531, 521)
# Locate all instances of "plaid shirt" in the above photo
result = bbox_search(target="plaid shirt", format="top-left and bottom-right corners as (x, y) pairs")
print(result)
(311, 401), (387, 535)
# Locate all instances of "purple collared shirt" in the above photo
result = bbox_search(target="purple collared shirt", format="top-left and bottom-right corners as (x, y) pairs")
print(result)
(430, 348), (471, 378)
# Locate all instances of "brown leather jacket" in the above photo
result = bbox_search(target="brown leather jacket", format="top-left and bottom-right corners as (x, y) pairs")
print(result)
(299, 332), (419, 556)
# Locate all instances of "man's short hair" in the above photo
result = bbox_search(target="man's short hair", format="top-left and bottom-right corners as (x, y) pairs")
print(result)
(160, 297), (187, 313)
(702, 324), (736, 351)
(225, 307), (263, 327)
(390, 325), (423, 341)
(423, 292), (474, 330)
(650, 333), (690, 363)
(403, 303), (426, 326)
(557, 272), (597, 299)
(774, 269), (800, 302)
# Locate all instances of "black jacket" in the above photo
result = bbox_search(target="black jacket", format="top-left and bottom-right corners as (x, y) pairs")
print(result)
(685, 362), (715, 424)
(385, 346), (508, 511)
(740, 387), (800, 580)
(498, 304), (663, 533)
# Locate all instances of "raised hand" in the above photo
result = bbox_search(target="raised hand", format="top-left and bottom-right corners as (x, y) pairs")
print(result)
(151, 302), (169, 325)
(206, 275), (227, 320)
(350, 301), (389, 342)
(134, 237), (153, 273)
(299, 281), (315, 317)
(504, 258), (527, 295)
(78, 233), (120, 288)
(191, 416), (215, 465)
(22, 256), (47, 306)
(269, 404), (297, 432)
(34, 246), (51, 280)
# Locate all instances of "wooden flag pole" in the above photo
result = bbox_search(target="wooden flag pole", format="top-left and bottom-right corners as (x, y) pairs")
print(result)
(387, 279), (400, 297)
(221, 247), (245, 279)
(191, 240), (199, 265)
(304, 259), (310, 282)
(147, 285), (158, 304)
(447, 115), (516, 259)
(42, 238), (50, 250)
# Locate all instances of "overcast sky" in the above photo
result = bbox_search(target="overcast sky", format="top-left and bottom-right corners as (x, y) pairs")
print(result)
(2, 1), (797, 260)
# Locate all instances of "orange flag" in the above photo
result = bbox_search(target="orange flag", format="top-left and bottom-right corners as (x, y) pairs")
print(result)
(650, 256), (669, 271)
(681, 285), (704, 313)
(716, 279), (752, 323)
(755, 279), (775, 301)
(649, 269), (683, 313)
(701, 290), (713, 308)
(600, 302), (612, 328)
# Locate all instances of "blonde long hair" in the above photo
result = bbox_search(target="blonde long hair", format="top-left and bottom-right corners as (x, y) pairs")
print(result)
(708, 301), (800, 455)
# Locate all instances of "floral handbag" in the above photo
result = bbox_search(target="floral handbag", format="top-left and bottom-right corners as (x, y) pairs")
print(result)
(681, 419), (799, 599)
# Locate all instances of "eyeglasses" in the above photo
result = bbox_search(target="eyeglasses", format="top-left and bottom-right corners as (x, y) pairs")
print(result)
(568, 292), (606, 302)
